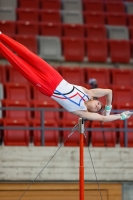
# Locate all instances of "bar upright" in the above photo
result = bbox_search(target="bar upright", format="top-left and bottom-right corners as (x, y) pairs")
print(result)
(79, 118), (84, 200)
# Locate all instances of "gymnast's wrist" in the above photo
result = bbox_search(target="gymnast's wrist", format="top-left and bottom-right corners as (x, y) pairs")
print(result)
(105, 105), (112, 111)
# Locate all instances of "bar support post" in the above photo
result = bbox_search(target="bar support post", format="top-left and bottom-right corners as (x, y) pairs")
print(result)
(79, 118), (84, 200)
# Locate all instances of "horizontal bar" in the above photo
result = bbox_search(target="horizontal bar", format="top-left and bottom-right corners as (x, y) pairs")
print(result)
(0, 127), (133, 132)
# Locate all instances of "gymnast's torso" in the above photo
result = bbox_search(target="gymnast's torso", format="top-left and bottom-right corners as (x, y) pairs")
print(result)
(51, 79), (89, 112)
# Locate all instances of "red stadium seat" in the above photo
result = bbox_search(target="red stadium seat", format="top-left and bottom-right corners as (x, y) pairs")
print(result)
(83, 1), (104, 12)
(85, 39), (108, 62)
(129, 27), (133, 39)
(17, 8), (40, 22)
(63, 112), (79, 121)
(59, 67), (85, 85)
(119, 121), (133, 147)
(62, 37), (85, 61)
(5, 83), (31, 101)
(18, 0), (40, 9)
(106, 13), (127, 26)
(85, 68), (111, 87)
(14, 35), (38, 54)
(105, 0), (124, 1)
(32, 120), (59, 146)
(0, 52), (4, 59)
(40, 0), (61, 10)
(84, 12), (105, 25)
(109, 40), (130, 63)
(3, 100), (31, 120)
(130, 40), (133, 60)
(16, 21), (39, 36)
(117, 102), (133, 110)
(0, 65), (7, 83)
(32, 100), (59, 121)
(3, 119), (30, 146)
(104, 0), (124, 1)
(40, 23), (62, 37)
(128, 15), (133, 26)
(111, 69), (133, 86)
(105, 2), (125, 13)
(40, 10), (61, 23)
(63, 24), (85, 38)
(113, 86), (133, 105)
(91, 121), (117, 147)
(62, 120), (89, 146)
(0, 21), (16, 36)
(85, 25), (107, 39)
(8, 66), (28, 83)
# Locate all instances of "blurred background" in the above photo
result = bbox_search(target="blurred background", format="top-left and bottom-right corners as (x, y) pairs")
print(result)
(0, 0), (133, 200)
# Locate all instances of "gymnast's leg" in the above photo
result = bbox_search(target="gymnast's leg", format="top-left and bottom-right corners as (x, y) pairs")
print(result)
(0, 32), (63, 96)
(0, 32), (62, 79)
(0, 42), (45, 87)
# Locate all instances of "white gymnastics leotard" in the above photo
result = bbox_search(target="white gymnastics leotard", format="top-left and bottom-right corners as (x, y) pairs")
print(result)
(51, 79), (89, 112)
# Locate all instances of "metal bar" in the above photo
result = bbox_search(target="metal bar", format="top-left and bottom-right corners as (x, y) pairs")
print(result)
(0, 127), (77, 131)
(79, 118), (84, 200)
(41, 110), (44, 146)
(124, 120), (128, 147)
(0, 107), (64, 111)
(0, 126), (133, 132)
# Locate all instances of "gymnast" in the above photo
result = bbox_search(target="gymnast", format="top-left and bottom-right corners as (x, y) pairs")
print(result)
(0, 32), (132, 122)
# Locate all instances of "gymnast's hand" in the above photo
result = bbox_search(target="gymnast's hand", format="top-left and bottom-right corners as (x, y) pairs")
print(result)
(120, 111), (133, 120)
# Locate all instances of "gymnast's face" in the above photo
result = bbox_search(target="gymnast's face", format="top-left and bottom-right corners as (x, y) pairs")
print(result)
(85, 99), (103, 113)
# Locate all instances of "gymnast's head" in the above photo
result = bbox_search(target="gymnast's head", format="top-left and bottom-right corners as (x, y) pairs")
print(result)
(84, 98), (104, 113)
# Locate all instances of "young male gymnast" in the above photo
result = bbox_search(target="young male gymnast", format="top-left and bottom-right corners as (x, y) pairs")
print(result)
(0, 32), (132, 122)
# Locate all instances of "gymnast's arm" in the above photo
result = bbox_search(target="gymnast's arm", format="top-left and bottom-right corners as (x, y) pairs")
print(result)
(72, 110), (121, 122)
(82, 88), (112, 106)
